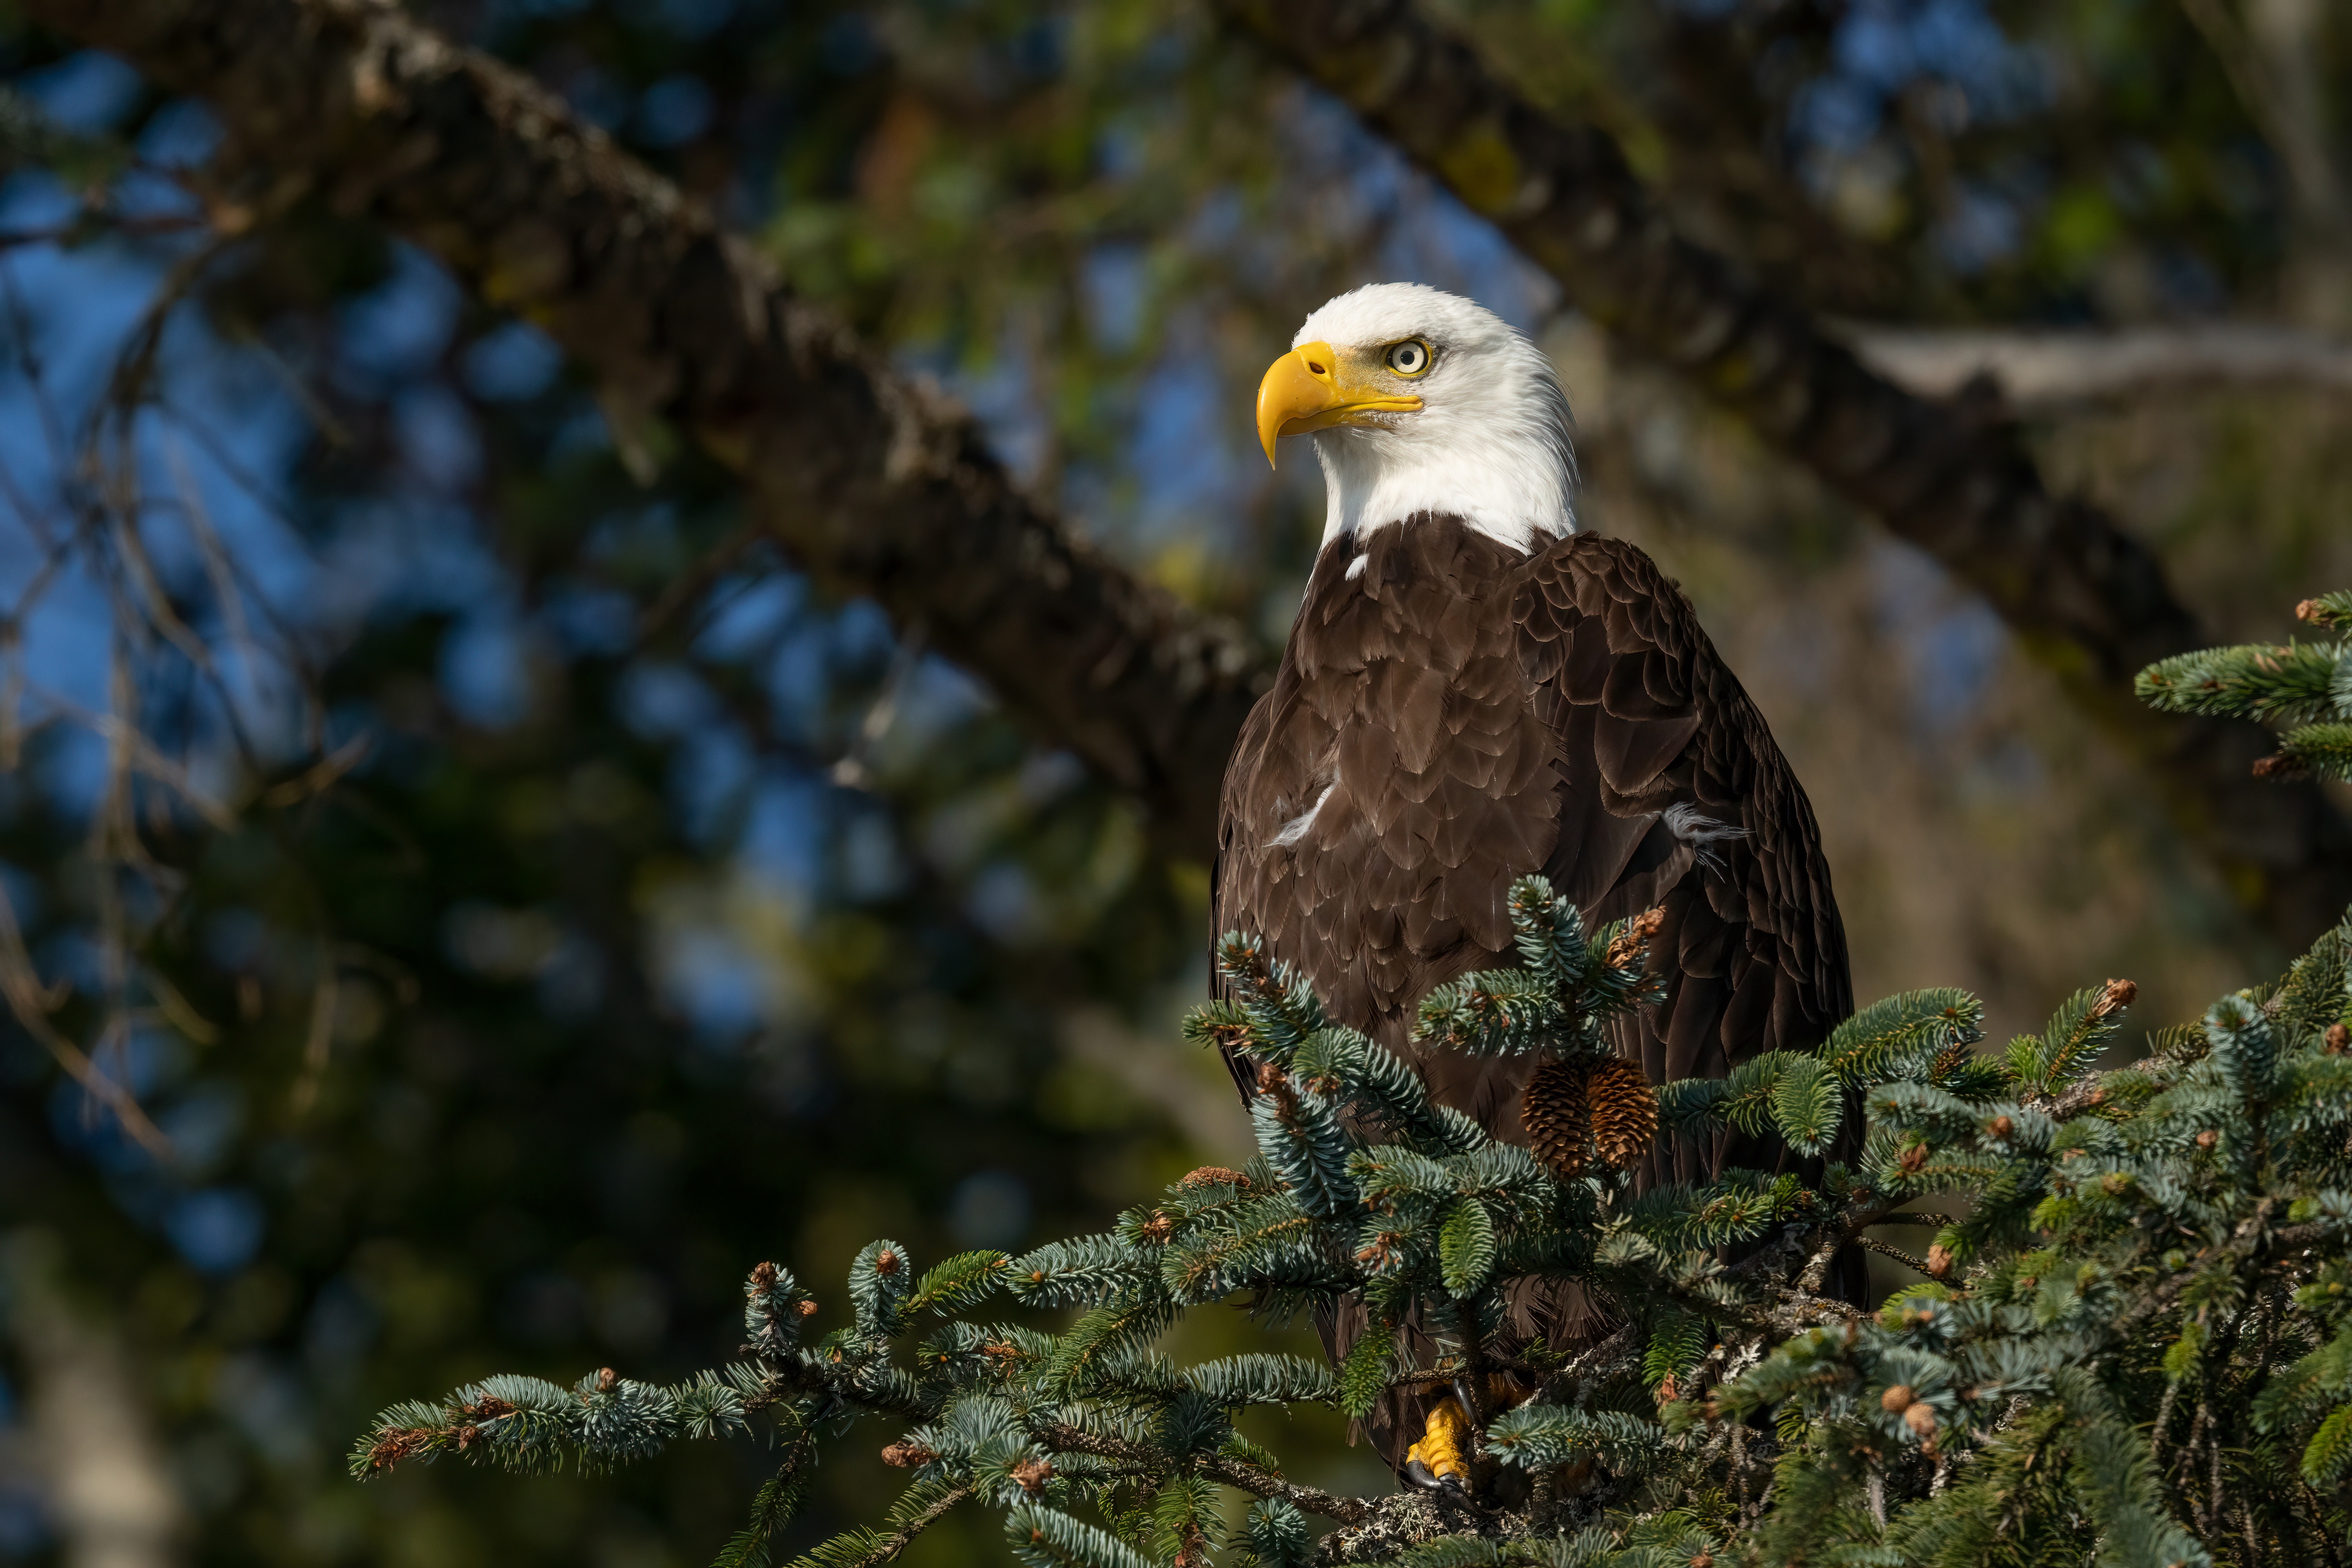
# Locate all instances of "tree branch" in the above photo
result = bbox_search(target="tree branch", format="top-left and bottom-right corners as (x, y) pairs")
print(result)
(28, 0), (1262, 856)
(1852, 323), (2352, 408)
(1212, 0), (2352, 949)
(35, 0), (2352, 945)
(1034, 1422), (1374, 1524)
(848, 1484), (973, 1568)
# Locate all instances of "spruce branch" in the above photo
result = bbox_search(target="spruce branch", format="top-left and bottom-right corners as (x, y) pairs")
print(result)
(1030, 1423), (1375, 1525)
(2141, 590), (2352, 784)
(351, 866), (2352, 1563)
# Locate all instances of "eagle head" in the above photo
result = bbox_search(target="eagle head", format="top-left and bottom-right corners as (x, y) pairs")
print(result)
(1257, 283), (1576, 553)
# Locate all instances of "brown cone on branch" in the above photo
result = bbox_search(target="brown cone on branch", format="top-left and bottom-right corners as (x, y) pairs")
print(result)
(1587, 1058), (1660, 1170)
(1521, 1059), (1590, 1178)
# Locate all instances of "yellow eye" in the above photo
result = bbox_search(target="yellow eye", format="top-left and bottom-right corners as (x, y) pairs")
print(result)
(1384, 339), (1434, 377)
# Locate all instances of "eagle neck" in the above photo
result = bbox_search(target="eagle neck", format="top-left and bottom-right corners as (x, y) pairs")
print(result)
(1309, 410), (1575, 555)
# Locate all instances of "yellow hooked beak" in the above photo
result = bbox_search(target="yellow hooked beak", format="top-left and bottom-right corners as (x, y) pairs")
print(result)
(1255, 341), (1424, 467)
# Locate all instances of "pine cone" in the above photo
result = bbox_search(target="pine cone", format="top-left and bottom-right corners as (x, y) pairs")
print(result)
(1521, 1058), (1589, 1178)
(1587, 1058), (1658, 1171)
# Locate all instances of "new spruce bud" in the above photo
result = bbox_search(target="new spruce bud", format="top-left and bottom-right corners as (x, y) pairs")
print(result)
(1985, 1115), (2013, 1140)
(1903, 1402), (1939, 1441)
(1605, 906), (1666, 967)
(882, 1441), (939, 1469)
(595, 1367), (618, 1394)
(875, 1248), (900, 1276)
(1010, 1457), (1054, 1494)
(1926, 1244), (1954, 1278)
(364, 1428), (432, 1471)
(2196, 1130), (2218, 1151)
(2328, 1022), (2350, 1055)
(1881, 1384), (1915, 1414)
(1254, 1060), (1300, 1116)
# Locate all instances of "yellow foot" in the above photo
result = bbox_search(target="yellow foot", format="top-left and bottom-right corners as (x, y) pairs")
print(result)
(1402, 1394), (1474, 1490)
(1403, 1376), (1536, 1494)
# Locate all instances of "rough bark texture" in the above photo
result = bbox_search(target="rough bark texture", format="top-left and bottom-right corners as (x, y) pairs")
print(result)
(26, 0), (1262, 853)
(1213, 0), (2352, 949)
(34, 0), (2352, 943)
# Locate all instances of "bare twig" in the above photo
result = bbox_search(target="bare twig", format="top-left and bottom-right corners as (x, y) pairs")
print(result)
(845, 1485), (973, 1568)
(831, 623), (927, 790)
(287, 942), (340, 1116)
(0, 875), (171, 1157)
(1855, 1237), (1934, 1277)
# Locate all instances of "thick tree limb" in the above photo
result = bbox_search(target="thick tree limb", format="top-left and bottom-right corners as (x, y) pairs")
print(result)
(1215, 0), (2352, 948)
(1853, 324), (2352, 409)
(28, 0), (1261, 854)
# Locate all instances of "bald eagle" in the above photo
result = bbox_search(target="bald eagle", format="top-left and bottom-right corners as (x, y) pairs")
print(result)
(1214, 283), (1851, 1486)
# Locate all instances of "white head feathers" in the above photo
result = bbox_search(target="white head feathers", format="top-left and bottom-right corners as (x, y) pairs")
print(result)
(1290, 283), (1576, 553)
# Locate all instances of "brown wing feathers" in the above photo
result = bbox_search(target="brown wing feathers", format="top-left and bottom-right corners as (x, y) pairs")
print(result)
(1216, 518), (1561, 1056)
(1214, 520), (1851, 1177)
(1516, 539), (1851, 1187)
(1212, 519), (1851, 1469)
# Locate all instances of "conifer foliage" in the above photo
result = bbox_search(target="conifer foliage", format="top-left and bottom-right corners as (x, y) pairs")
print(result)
(351, 605), (2352, 1565)
(2138, 590), (2352, 781)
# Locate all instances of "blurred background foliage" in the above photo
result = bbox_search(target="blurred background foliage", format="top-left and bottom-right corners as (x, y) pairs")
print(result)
(0, 0), (2349, 1563)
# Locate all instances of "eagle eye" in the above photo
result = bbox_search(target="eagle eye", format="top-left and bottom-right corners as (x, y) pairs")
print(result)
(1383, 339), (1433, 378)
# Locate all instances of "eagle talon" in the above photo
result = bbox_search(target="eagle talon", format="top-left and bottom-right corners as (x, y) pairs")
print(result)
(1401, 1393), (1476, 1492)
